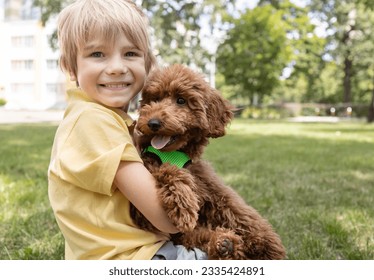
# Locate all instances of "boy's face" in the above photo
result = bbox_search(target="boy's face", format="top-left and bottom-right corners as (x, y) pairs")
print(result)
(71, 33), (147, 109)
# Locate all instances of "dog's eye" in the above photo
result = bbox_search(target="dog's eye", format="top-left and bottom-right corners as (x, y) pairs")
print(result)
(176, 97), (186, 105)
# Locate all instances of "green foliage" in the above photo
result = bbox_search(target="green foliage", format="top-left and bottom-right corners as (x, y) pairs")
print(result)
(217, 4), (292, 104)
(141, 0), (235, 70)
(309, 0), (374, 105)
(253, 1), (329, 104)
(0, 98), (6, 106)
(215, 72), (244, 105)
(32, 0), (69, 26)
(32, 0), (374, 111)
(277, 62), (343, 104)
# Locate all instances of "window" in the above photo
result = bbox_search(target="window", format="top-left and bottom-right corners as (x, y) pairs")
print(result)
(11, 60), (23, 70)
(11, 36), (34, 48)
(23, 36), (34, 47)
(24, 60), (33, 70)
(11, 60), (34, 71)
(11, 83), (34, 94)
(46, 60), (59, 70)
(11, 37), (22, 47)
(46, 83), (65, 95)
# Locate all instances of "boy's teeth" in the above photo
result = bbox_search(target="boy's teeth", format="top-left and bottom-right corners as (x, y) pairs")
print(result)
(105, 84), (127, 88)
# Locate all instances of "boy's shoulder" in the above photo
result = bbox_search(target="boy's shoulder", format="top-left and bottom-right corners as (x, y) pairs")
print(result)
(63, 88), (134, 128)
(64, 99), (134, 130)
(65, 89), (114, 117)
(64, 98), (106, 120)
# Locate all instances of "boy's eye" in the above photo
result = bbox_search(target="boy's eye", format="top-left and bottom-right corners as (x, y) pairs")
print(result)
(126, 49), (145, 57)
(125, 51), (138, 57)
(90, 52), (103, 57)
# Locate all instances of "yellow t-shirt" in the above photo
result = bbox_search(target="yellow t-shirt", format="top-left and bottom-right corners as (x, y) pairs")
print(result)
(48, 89), (168, 260)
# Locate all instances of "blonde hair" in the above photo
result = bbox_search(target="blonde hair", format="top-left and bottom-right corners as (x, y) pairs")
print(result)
(57, 0), (156, 76)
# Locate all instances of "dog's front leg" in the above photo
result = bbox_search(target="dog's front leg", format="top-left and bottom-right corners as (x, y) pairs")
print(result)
(153, 163), (200, 232)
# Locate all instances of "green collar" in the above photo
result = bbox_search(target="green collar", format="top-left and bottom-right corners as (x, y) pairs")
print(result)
(143, 146), (191, 169)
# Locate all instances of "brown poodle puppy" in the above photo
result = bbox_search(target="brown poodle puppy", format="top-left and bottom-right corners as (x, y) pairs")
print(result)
(131, 64), (286, 260)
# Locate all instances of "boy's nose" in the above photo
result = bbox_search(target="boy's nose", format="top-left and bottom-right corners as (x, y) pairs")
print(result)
(107, 59), (128, 75)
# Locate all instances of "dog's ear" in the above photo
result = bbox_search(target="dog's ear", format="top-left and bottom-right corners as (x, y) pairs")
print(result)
(205, 88), (234, 138)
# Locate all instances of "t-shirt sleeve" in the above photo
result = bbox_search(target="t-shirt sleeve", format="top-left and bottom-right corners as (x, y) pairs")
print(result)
(57, 108), (142, 195)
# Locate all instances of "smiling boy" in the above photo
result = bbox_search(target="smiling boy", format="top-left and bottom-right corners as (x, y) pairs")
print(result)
(48, 0), (187, 260)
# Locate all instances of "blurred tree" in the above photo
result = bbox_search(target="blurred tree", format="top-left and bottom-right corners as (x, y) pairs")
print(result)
(33, 0), (68, 25)
(309, 0), (374, 105)
(261, 0), (373, 122)
(32, 0), (72, 49)
(352, 7), (374, 122)
(259, 0), (328, 103)
(140, 0), (236, 71)
(216, 4), (291, 105)
(274, 62), (342, 104)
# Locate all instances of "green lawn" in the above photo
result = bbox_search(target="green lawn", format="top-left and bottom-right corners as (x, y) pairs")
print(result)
(0, 119), (373, 259)
(0, 124), (63, 259)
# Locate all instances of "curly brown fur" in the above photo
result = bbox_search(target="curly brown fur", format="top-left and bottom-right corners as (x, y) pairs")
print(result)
(131, 64), (286, 260)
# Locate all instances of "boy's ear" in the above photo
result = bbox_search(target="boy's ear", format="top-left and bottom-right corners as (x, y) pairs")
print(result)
(69, 71), (77, 81)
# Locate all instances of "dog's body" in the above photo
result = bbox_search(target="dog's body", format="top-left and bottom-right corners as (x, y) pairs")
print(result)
(131, 64), (286, 259)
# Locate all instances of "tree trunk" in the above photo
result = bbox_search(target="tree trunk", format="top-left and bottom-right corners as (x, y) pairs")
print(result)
(341, 23), (354, 104)
(343, 56), (353, 103)
(367, 76), (374, 123)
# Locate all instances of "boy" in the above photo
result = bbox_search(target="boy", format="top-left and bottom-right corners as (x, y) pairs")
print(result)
(48, 0), (206, 260)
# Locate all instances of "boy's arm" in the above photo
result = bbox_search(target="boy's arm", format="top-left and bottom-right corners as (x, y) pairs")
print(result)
(114, 161), (179, 234)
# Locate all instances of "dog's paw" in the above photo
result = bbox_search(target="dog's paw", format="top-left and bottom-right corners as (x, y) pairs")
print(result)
(217, 238), (234, 256)
(160, 183), (199, 232)
(155, 164), (200, 232)
(208, 229), (246, 260)
(169, 204), (199, 232)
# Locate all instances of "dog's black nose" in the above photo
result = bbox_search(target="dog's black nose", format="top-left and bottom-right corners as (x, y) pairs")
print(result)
(148, 119), (161, 131)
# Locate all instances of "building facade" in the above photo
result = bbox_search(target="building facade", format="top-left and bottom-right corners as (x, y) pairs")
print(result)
(0, 0), (66, 110)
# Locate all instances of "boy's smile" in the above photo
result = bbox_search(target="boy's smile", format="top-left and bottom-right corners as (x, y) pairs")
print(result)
(72, 33), (147, 109)
(100, 83), (131, 89)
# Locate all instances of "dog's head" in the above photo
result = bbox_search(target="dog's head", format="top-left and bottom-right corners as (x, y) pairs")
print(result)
(136, 64), (234, 157)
